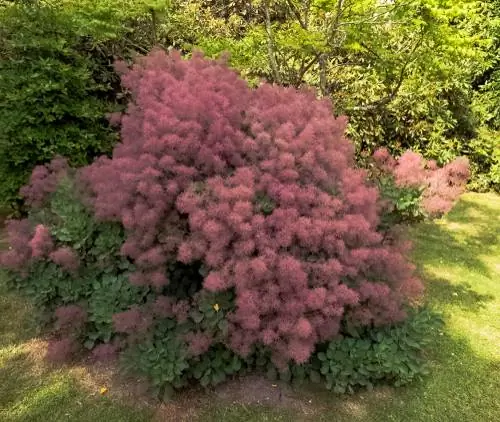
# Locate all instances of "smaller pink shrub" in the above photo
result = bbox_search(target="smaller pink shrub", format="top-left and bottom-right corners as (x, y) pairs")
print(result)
(373, 148), (470, 216)
(423, 157), (470, 215)
(393, 151), (427, 187)
(91, 343), (119, 362)
(0, 219), (32, 271)
(29, 225), (54, 259)
(20, 157), (69, 208)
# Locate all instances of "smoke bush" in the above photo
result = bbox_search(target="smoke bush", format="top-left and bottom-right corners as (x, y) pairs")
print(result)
(1, 51), (447, 391)
(91, 343), (120, 362)
(46, 337), (78, 363)
(79, 49), (423, 365)
(373, 148), (470, 217)
(20, 157), (69, 208)
(54, 305), (87, 333)
(49, 247), (80, 273)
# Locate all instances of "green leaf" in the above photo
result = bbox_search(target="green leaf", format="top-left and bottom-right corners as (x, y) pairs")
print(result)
(317, 352), (327, 361)
(83, 339), (95, 349)
(320, 363), (330, 375)
(161, 383), (175, 402)
(190, 310), (204, 324)
(309, 370), (322, 384)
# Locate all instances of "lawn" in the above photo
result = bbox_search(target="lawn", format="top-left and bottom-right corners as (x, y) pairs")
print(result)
(1, 192), (499, 422)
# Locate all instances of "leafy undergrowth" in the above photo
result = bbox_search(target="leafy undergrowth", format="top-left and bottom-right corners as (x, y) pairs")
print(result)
(0, 277), (153, 422)
(1, 192), (499, 421)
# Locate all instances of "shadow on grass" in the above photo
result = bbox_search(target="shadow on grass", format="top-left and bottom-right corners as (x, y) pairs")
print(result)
(0, 273), (39, 349)
(0, 346), (77, 420)
(0, 273), (152, 422)
(423, 276), (495, 311)
(208, 328), (499, 422)
(409, 196), (499, 278)
(198, 328), (500, 422)
(0, 347), (152, 422)
(0, 351), (41, 408)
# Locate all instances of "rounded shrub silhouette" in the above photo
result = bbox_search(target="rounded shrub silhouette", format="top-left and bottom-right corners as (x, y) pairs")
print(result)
(79, 49), (423, 366)
(1, 51), (428, 390)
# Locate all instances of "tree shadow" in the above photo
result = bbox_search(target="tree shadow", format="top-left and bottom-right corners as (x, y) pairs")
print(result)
(0, 274), (39, 349)
(423, 276), (495, 311)
(0, 351), (41, 409)
(409, 194), (500, 279)
(0, 347), (153, 422)
(288, 327), (500, 422)
(198, 326), (500, 422)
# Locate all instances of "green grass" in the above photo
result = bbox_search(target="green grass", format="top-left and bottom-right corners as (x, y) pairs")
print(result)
(0, 258), (153, 421)
(1, 193), (499, 421)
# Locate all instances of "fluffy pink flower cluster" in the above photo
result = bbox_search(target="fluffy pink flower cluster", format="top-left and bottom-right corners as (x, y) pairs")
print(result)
(373, 148), (470, 216)
(30, 224), (54, 258)
(91, 343), (119, 362)
(1, 221), (80, 273)
(46, 338), (78, 363)
(0, 220), (33, 271)
(77, 50), (423, 364)
(20, 157), (68, 208)
(54, 305), (87, 333)
(49, 247), (80, 273)
(112, 307), (152, 334)
(184, 331), (213, 356)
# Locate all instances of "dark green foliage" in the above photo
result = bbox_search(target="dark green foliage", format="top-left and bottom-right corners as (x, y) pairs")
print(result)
(164, 261), (204, 300)
(85, 272), (147, 347)
(186, 290), (234, 339)
(12, 260), (78, 308)
(6, 178), (149, 347)
(0, 3), (118, 207)
(122, 319), (190, 393)
(185, 307), (442, 395)
(126, 307), (441, 396)
(45, 178), (97, 247)
(243, 308), (440, 394)
(376, 176), (425, 230)
(123, 330), (246, 398)
(188, 345), (244, 388)
(473, 0), (500, 132)
(465, 129), (500, 192)
(316, 308), (442, 393)
(122, 291), (242, 395)
(254, 192), (276, 216)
